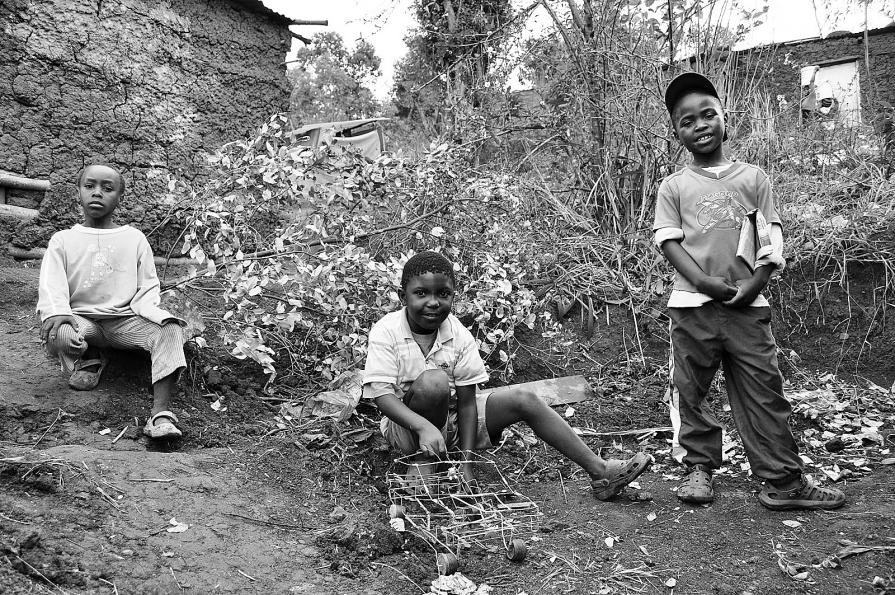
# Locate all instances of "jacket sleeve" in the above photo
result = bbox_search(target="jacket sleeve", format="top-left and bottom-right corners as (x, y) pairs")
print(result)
(36, 234), (73, 321)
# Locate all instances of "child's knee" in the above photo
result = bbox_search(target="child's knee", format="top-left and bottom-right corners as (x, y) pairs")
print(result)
(410, 369), (450, 405)
(48, 324), (84, 355)
(510, 389), (543, 416)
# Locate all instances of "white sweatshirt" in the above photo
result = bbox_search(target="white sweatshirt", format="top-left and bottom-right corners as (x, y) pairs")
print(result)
(37, 224), (177, 325)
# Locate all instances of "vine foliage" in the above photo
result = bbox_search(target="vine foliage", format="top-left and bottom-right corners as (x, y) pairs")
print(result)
(177, 115), (548, 390)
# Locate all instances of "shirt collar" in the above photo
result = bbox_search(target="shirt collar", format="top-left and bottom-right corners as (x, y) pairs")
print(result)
(687, 161), (742, 179)
(399, 307), (454, 343)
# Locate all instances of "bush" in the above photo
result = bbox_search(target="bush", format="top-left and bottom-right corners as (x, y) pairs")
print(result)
(175, 115), (551, 389)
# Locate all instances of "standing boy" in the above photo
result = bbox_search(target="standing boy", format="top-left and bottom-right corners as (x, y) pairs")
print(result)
(653, 73), (845, 509)
(363, 251), (651, 500)
(37, 164), (187, 439)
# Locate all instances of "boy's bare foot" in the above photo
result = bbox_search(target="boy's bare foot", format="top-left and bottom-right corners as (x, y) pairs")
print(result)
(590, 452), (652, 501)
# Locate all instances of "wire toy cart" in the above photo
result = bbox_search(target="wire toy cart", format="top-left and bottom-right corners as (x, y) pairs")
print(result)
(386, 451), (541, 575)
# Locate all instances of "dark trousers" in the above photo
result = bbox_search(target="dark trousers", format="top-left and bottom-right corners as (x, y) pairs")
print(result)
(665, 303), (802, 482)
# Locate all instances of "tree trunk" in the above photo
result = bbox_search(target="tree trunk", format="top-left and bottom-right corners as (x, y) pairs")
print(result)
(442, 0), (457, 32)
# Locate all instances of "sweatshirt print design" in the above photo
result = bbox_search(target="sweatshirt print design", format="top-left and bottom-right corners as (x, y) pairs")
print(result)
(83, 242), (117, 290)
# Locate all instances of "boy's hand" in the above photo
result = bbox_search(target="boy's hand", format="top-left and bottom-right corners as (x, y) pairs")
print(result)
(417, 423), (447, 457)
(697, 276), (739, 302)
(40, 315), (78, 344)
(724, 267), (773, 308)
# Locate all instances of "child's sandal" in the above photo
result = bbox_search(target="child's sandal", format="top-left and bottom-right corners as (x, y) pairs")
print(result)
(591, 452), (652, 501)
(68, 354), (109, 391)
(677, 465), (714, 504)
(143, 411), (183, 440)
(759, 476), (845, 511)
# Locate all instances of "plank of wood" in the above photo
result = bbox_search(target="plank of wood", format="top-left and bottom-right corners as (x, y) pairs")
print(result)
(0, 172), (50, 191)
(0, 203), (38, 222)
(7, 245), (197, 267)
(574, 426), (673, 437)
(499, 375), (594, 406)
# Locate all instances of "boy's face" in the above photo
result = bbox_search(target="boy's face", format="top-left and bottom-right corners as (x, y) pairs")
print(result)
(671, 92), (726, 156)
(78, 165), (122, 224)
(401, 272), (455, 334)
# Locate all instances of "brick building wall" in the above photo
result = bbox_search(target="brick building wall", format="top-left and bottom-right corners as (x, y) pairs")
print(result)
(757, 25), (895, 119)
(0, 0), (292, 249)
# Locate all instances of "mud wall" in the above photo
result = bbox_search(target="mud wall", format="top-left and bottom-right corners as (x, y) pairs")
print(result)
(0, 0), (291, 251)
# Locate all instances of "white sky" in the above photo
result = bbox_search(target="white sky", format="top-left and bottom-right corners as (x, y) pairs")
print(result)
(261, 0), (894, 98)
(262, 0), (415, 96)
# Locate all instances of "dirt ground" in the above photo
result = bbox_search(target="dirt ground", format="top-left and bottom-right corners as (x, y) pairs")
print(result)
(2, 254), (894, 595)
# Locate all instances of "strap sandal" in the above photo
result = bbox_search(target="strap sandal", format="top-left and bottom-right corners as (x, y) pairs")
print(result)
(759, 476), (845, 511)
(68, 354), (109, 391)
(143, 410), (183, 440)
(591, 452), (652, 501)
(677, 464), (714, 504)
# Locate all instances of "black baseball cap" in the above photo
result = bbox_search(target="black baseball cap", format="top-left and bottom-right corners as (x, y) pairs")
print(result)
(664, 72), (720, 114)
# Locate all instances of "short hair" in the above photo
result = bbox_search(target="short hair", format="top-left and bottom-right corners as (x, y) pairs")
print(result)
(76, 164), (125, 194)
(401, 251), (456, 289)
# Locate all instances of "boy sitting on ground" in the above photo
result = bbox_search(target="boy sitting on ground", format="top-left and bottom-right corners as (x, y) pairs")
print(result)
(362, 251), (650, 499)
(37, 164), (187, 440)
(653, 73), (845, 510)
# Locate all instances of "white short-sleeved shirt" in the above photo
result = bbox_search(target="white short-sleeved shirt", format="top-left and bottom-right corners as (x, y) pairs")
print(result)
(362, 308), (489, 408)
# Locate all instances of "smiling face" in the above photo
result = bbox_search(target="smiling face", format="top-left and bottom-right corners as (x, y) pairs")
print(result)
(78, 165), (123, 228)
(671, 91), (726, 164)
(402, 272), (455, 334)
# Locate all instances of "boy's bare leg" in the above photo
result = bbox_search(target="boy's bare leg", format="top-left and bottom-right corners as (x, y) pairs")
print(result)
(150, 372), (177, 417)
(485, 388), (609, 477)
(404, 370), (450, 430)
(402, 370), (450, 486)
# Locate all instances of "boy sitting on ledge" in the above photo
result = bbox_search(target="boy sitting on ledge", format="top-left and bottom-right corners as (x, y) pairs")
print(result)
(37, 164), (186, 440)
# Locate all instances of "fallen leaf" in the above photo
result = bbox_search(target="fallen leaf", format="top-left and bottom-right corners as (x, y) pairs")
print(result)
(777, 557), (810, 581)
(343, 428), (375, 443)
(167, 517), (189, 533)
(881, 458), (895, 465)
